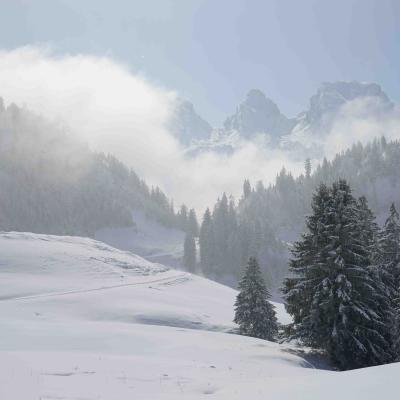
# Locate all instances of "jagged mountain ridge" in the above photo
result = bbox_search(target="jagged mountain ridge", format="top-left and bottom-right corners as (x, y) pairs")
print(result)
(172, 81), (394, 153)
(223, 89), (296, 143)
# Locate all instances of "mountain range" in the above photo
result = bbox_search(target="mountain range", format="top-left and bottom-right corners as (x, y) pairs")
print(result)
(171, 81), (394, 157)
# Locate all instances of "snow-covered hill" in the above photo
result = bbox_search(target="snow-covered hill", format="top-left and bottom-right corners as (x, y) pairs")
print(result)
(0, 232), (398, 399)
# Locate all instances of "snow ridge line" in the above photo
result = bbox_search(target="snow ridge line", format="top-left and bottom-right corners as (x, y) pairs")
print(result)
(0, 272), (190, 302)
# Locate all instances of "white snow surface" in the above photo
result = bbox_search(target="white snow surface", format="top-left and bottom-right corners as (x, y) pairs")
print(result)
(95, 210), (184, 267)
(0, 231), (398, 399)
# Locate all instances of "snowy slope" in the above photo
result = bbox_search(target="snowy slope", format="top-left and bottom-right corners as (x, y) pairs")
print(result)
(95, 209), (185, 268)
(0, 232), (399, 399)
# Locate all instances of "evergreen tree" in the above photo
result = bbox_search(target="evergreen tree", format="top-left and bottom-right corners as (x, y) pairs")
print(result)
(380, 203), (400, 272)
(187, 208), (199, 237)
(358, 196), (396, 361)
(243, 179), (252, 198)
(379, 203), (400, 358)
(283, 180), (393, 370)
(357, 196), (379, 260)
(282, 183), (331, 344)
(213, 193), (230, 275)
(226, 229), (242, 279)
(199, 208), (214, 274)
(234, 257), (278, 340)
(183, 232), (196, 273)
(304, 158), (312, 179)
(178, 205), (188, 231)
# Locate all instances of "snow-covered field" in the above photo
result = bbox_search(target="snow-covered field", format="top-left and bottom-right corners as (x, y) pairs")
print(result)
(0, 232), (398, 399)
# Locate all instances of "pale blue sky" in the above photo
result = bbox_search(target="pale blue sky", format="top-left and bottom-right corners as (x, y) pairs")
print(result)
(0, 0), (399, 125)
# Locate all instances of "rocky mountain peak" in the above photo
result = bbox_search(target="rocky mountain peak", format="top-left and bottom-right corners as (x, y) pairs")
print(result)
(307, 81), (392, 125)
(168, 99), (212, 145)
(223, 89), (294, 141)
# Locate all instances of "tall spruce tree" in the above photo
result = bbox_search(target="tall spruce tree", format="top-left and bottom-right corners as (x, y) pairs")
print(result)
(243, 179), (252, 198)
(199, 208), (214, 274)
(379, 203), (400, 358)
(357, 196), (379, 257)
(178, 204), (189, 231)
(283, 180), (393, 370)
(234, 257), (278, 340)
(282, 183), (331, 345)
(304, 158), (312, 179)
(187, 208), (199, 237)
(183, 233), (196, 273)
(213, 193), (230, 274)
(358, 196), (396, 361)
(380, 203), (400, 280)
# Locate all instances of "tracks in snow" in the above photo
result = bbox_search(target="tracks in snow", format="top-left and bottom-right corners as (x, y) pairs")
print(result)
(0, 272), (191, 303)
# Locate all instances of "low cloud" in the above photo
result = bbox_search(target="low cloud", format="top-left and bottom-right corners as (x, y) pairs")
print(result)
(0, 47), (398, 213)
(0, 47), (302, 211)
(323, 96), (400, 157)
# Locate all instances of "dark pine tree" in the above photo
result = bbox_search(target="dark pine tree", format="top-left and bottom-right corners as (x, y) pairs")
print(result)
(282, 183), (331, 345)
(379, 203), (400, 358)
(199, 208), (215, 274)
(304, 158), (312, 179)
(183, 232), (196, 273)
(178, 204), (188, 231)
(234, 257), (278, 341)
(283, 180), (393, 370)
(213, 193), (230, 275)
(379, 203), (400, 283)
(357, 196), (379, 257)
(243, 179), (252, 198)
(187, 208), (199, 237)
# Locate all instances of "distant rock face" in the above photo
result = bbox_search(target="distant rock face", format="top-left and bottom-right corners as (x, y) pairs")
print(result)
(223, 89), (295, 142)
(304, 81), (393, 129)
(168, 99), (212, 145)
(280, 81), (394, 157)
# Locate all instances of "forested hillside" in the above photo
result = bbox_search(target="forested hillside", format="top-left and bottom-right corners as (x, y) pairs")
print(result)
(197, 137), (400, 289)
(0, 98), (181, 236)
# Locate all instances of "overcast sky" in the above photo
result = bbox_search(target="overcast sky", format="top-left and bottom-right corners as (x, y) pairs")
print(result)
(0, 0), (399, 125)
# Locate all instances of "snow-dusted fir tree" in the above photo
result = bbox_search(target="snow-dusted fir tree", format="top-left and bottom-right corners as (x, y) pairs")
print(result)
(234, 257), (278, 341)
(187, 208), (199, 237)
(379, 203), (400, 358)
(304, 158), (312, 179)
(199, 208), (214, 274)
(282, 183), (331, 344)
(380, 203), (400, 282)
(283, 180), (393, 370)
(358, 197), (396, 361)
(357, 196), (379, 258)
(183, 233), (196, 273)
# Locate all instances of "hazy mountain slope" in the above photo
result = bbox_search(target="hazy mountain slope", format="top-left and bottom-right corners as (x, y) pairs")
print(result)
(168, 98), (212, 145)
(0, 232), (399, 399)
(0, 98), (180, 237)
(303, 81), (392, 129)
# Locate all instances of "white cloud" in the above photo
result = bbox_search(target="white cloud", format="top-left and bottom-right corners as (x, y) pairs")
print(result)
(0, 47), (302, 211)
(1, 47), (398, 213)
(323, 97), (400, 157)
